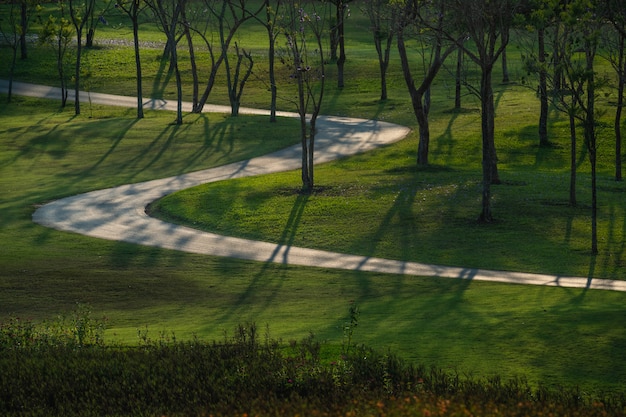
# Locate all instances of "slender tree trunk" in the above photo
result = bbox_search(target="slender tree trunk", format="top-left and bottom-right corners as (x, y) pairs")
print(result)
(590, 139), (598, 255)
(132, 10), (144, 119)
(569, 109), (577, 206)
(416, 108), (430, 165)
(183, 23), (199, 110)
(479, 64), (496, 222)
(297, 70), (311, 191)
(264, 0), (278, 121)
(586, 48), (598, 255)
(308, 118), (316, 189)
(56, 27), (68, 107)
(74, 31), (82, 115)
(538, 27), (549, 146)
(615, 32), (624, 181)
(501, 44), (509, 83)
(174, 60), (183, 125)
(455, 48), (462, 109)
(336, 0), (346, 88)
(7, 45), (17, 102)
(268, 33), (277, 121)
(397, 32), (428, 165)
(267, 2), (278, 122)
(20, 2), (27, 60)
(169, 3), (183, 125)
(86, 28), (95, 48)
(227, 45), (254, 117)
(373, 30), (392, 101)
(195, 39), (227, 113)
(382, 36), (392, 100)
(553, 24), (564, 93)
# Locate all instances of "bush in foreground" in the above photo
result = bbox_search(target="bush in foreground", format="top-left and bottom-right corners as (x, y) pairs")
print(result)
(1, 314), (625, 417)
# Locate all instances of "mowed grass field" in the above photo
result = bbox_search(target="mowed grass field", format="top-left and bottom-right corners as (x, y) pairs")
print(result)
(1, 1), (626, 395)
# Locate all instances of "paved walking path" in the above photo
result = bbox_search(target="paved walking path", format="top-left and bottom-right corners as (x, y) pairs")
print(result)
(4, 80), (626, 292)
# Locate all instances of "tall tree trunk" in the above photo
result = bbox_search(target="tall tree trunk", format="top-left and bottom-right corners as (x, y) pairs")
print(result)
(297, 70), (311, 191)
(538, 27), (549, 146)
(74, 31), (82, 115)
(373, 27), (392, 101)
(132, 10), (144, 119)
(268, 35), (277, 121)
(56, 25), (68, 107)
(455, 48), (462, 109)
(501, 43), (509, 83)
(182, 15), (198, 110)
(308, 119), (316, 189)
(479, 64), (496, 222)
(336, 0), (346, 88)
(590, 137), (598, 255)
(553, 24), (564, 93)
(568, 108), (577, 206)
(7, 44), (17, 103)
(397, 32), (428, 165)
(174, 59), (183, 125)
(20, 1), (27, 60)
(170, 3), (183, 125)
(86, 28), (95, 48)
(266, 0), (278, 122)
(615, 32), (624, 181)
(586, 48), (598, 255)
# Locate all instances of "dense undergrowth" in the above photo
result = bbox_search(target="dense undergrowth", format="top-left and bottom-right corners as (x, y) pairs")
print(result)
(1, 310), (625, 417)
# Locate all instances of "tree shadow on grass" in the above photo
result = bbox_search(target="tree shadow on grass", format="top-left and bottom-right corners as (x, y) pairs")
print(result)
(213, 193), (310, 324)
(432, 107), (479, 165)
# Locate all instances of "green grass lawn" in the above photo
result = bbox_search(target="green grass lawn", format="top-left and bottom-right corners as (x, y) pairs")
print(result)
(1, 2), (626, 396)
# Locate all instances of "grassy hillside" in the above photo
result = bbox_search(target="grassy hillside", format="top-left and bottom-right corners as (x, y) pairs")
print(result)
(1, 0), (626, 397)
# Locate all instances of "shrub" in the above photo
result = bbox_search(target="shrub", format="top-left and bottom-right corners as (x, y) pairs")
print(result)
(1, 317), (625, 416)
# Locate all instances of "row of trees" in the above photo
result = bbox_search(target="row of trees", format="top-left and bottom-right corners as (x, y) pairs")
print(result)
(363, 0), (625, 255)
(2, 0), (624, 254)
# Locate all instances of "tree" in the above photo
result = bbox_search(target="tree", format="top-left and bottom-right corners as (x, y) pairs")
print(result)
(115, 0), (147, 118)
(558, 0), (605, 255)
(260, 0), (282, 122)
(0, 0), (21, 102)
(501, 39), (510, 83)
(18, 0), (39, 60)
(522, 1), (581, 207)
(224, 42), (254, 116)
(328, 0), (351, 88)
(440, 0), (521, 222)
(453, 47), (463, 109)
(280, 0), (327, 192)
(68, 0), (97, 115)
(185, 0), (264, 113)
(38, 6), (74, 107)
(603, 0), (626, 182)
(144, 0), (185, 124)
(519, 0), (560, 147)
(396, 0), (458, 166)
(361, 0), (397, 101)
(85, 0), (114, 48)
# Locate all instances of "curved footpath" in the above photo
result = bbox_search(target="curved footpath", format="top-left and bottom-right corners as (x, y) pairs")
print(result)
(3, 80), (626, 292)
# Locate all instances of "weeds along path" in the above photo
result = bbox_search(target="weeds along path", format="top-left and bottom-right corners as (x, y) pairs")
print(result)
(3, 80), (626, 293)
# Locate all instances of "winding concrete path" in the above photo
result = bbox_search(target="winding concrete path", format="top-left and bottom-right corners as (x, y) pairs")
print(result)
(4, 80), (626, 292)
